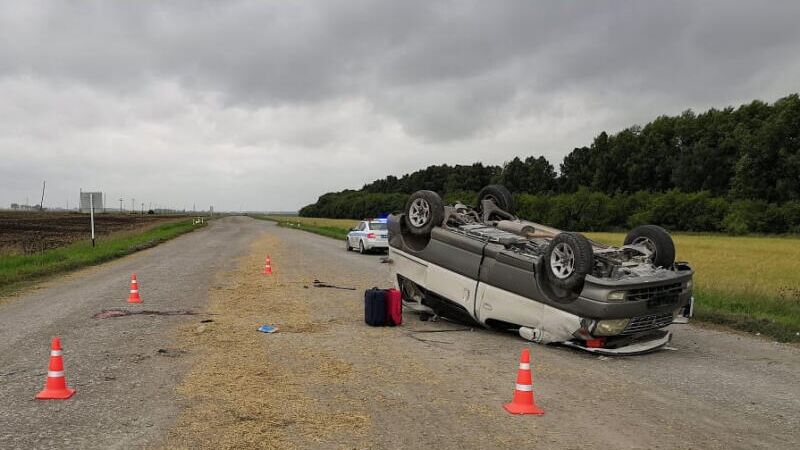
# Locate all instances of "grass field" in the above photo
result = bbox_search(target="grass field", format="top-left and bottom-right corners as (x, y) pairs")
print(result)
(0, 219), (205, 295)
(254, 215), (358, 240)
(258, 215), (800, 342)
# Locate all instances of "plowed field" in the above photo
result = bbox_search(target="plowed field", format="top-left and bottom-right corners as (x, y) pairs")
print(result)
(0, 212), (182, 254)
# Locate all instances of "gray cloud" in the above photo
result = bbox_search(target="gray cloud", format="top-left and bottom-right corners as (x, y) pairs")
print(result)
(1, 1), (799, 210)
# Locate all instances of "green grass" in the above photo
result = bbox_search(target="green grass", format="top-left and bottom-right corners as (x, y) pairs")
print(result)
(254, 215), (800, 342)
(252, 215), (355, 240)
(0, 219), (205, 295)
(691, 291), (800, 342)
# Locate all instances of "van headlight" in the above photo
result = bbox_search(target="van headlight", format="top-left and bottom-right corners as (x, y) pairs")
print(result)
(593, 319), (630, 336)
(606, 291), (626, 302)
(685, 279), (693, 293)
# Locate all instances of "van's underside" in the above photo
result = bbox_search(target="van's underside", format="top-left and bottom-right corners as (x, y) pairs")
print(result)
(389, 216), (693, 355)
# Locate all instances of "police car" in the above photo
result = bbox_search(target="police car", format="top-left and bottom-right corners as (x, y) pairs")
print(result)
(346, 218), (389, 253)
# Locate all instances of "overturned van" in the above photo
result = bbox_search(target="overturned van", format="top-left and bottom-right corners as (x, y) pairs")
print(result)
(389, 185), (694, 355)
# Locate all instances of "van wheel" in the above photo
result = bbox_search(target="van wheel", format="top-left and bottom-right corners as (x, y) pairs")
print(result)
(544, 232), (593, 291)
(403, 190), (444, 237)
(624, 225), (675, 268)
(477, 184), (515, 215)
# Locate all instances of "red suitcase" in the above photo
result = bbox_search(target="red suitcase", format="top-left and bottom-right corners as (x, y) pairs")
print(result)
(385, 288), (402, 326)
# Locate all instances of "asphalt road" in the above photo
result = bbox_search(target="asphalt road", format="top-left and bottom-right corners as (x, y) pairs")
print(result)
(0, 216), (265, 449)
(1, 217), (799, 449)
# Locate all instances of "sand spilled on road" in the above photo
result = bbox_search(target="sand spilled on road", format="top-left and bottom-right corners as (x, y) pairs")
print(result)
(163, 234), (369, 450)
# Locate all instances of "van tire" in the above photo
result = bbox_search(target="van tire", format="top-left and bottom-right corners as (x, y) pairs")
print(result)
(477, 184), (515, 215)
(544, 232), (593, 291)
(403, 190), (444, 237)
(624, 225), (675, 268)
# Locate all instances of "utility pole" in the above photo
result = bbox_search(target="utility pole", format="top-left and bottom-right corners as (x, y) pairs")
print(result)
(89, 193), (96, 247)
(40, 180), (46, 210)
(131, 198), (135, 214)
(119, 197), (124, 213)
(141, 202), (144, 215)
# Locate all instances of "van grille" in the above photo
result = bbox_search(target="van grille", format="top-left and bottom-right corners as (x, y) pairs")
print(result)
(628, 283), (682, 308)
(621, 312), (674, 335)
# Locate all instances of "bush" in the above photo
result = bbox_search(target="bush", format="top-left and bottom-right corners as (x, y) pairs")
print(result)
(515, 194), (552, 223)
(299, 191), (407, 219)
(443, 190), (478, 206)
(784, 202), (800, 233)
(722, 210), (750, 235)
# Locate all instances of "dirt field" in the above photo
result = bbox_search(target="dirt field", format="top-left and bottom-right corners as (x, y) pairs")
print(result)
(0, 211), (184, 254)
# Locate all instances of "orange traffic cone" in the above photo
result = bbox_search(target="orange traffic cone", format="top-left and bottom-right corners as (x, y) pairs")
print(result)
(264, 256), (273, 274)
(35, 337), (75, 400)
(503, 348), (544, 415)
(128, 273), (142, 303)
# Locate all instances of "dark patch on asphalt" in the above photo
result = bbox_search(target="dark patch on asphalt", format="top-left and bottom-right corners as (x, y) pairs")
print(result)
(92, 309), (197, 319)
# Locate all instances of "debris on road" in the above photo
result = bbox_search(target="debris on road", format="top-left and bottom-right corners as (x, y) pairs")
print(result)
(92, 309), (197, 319)
(405, 327), (473, 333)
(407, 335), (453, 344)
(257, 324), (278, 333)
(404, 327), (473, 344)
(156, 348), (187, 358)
(312, 279), (355, 290)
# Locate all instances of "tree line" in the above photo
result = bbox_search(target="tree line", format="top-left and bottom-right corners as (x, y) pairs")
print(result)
(300, 94), (800, 234)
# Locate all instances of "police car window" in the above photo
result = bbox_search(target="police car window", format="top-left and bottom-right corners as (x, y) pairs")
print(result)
(358, 222), (366, 231)
(369, 222), (387, 230)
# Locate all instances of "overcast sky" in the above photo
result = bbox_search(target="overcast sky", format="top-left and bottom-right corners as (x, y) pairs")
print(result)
(1, 1), (799, 212)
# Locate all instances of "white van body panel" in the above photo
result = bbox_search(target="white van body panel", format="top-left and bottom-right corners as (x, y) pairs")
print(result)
(476, 283), (581, 343)
(391, 246), (580, 342)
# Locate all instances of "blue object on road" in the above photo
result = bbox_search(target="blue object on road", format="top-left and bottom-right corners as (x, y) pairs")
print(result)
(258, 325), (278, 333)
